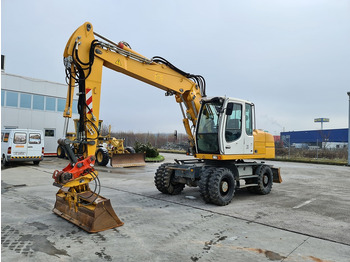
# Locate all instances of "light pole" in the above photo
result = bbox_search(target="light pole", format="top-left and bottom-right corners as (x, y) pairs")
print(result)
(348, 92), (350, 166)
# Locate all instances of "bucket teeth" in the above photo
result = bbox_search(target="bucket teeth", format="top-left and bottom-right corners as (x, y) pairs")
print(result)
(53, 189), (123, 233)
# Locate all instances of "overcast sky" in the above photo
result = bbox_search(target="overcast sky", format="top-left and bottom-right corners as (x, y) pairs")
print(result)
(2, 0), (350, 135)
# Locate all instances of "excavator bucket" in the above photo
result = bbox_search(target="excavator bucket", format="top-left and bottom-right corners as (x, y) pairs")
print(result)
(111, 153), (146, 167)
(53, 189), (124, 233)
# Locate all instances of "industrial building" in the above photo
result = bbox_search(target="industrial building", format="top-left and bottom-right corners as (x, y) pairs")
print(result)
(281, 128), (348, 149)
(1, 71), (78, 155)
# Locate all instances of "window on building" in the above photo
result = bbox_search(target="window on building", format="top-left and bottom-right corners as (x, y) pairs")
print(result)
(33, 95), (45, 110)
(46, 97), (56, 111)
(1, 90), (5, 106)
(45, 129), (55, 137)
(20, 93), (32, 109)
(72, 100), (78, 114)
(6, 91), (18, 107)
(57, 98), (66, 112)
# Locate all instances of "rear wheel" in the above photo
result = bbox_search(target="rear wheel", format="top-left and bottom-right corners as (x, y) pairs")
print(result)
(208, 168), (235, 206)
(95, 148), (109, 166)
(255, 165), (273, 195)
(154, 163), (185, 195)
(2, 155), (9, 167)
(247, 165), (273, 194)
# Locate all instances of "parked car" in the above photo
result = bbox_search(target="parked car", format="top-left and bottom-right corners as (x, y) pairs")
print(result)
(1, 129), (44, 166)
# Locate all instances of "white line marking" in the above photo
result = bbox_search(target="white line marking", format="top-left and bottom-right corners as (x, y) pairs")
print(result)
(293, 198), (317, 209)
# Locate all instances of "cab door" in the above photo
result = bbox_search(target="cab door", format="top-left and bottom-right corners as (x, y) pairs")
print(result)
(27, 132), (43, 157)
(243, 103), (254, 154)
(222, 101), (254, 155)
(12, 132), (28, 157)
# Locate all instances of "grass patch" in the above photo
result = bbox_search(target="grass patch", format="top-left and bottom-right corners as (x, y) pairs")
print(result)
(158, 149), (186, 154)
(145, 154), (165, 162)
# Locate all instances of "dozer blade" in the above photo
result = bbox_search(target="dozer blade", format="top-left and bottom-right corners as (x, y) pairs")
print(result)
(111, 153), (146, 168)
(53, 190), (123, 233)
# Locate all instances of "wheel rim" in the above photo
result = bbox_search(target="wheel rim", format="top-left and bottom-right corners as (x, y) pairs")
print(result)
(97, 151), (103, 162)
(220, 178), (232, 196)
(263, 174), (269, 186)
(221, 181), (229, 193)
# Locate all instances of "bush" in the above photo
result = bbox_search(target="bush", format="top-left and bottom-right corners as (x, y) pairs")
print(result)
(134, 141), (159, 158)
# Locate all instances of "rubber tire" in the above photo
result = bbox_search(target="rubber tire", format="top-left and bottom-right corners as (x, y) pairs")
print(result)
(154, 163), (185, 195)
(199, 167), (216, 203)
(95, 148), (109, 166)
(254, 165), (273, 195)
(57, 146), (65, 158)
(2, 155), (9, 167)
(125, 147), (136, 154)
(208, 167), (235, 206)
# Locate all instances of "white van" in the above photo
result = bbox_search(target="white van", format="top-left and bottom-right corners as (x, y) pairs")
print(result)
(1, 129), (44, 166)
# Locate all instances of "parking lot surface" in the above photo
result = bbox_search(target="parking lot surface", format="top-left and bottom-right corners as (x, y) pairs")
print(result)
(1, 153), (350, 261)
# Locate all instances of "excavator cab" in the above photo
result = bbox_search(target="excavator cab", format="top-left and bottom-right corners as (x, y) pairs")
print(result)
(195, 97), (275, 159)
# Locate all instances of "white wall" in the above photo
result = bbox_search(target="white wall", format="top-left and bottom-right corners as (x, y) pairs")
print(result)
(1, 72), (78, 154)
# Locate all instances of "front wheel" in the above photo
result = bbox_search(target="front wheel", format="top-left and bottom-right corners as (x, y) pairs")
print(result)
(208, 168), (235, 206)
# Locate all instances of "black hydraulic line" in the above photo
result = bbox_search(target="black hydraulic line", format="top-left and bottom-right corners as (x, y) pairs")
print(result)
(151, 56), (207, 97)
(78, 170), (101, 205)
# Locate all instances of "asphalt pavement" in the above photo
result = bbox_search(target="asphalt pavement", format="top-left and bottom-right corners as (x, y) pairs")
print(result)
(1, 153), (350, 261)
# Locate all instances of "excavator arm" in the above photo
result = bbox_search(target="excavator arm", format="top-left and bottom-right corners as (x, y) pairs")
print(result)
(53, 22), (207, 232)
(63, 22), (205, 157)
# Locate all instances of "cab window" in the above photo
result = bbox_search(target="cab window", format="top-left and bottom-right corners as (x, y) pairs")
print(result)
(225, 103), (242, 142)
(196, 101), (222, 154)
(245, 103), (253, 136)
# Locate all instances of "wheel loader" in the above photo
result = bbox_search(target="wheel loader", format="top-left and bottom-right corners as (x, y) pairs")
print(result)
(57, 119), (145, 167)
(52, 22), (281, 233)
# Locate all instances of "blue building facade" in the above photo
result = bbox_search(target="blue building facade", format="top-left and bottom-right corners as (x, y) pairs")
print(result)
(281, 128), (348, 148)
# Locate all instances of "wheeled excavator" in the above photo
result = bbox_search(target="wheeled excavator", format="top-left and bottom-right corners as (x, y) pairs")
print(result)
(52, 22), (282, 232)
